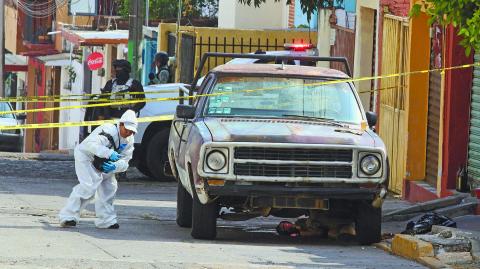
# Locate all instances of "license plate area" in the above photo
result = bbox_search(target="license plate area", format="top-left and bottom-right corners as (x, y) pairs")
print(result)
(250, 196), (329, 210)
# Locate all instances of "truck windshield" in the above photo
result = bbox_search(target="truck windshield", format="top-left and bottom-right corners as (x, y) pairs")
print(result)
(204, 76), (364, 124)
(0, 102), (14, 119)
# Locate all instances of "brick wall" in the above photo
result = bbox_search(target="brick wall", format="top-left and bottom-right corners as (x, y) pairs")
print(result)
(381, 0), (410, 17)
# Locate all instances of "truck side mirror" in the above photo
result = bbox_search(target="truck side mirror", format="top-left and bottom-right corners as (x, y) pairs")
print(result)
(366, 111), (377, 128)
(176, 104), (196, 119)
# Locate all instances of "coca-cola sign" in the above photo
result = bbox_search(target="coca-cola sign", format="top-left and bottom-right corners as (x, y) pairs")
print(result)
(87, 52), (104, 71)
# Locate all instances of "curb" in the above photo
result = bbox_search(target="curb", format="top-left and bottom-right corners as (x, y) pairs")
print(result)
(373, 242), (392, 253)
(390, 234), (449, 269)
(0, 152), (74, 161)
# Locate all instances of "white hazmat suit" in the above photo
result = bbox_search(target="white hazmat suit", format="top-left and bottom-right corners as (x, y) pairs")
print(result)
(59, 110), (137, 228)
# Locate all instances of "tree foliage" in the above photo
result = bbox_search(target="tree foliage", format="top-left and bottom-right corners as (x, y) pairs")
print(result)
(411, 0), (480, 55)
(238, 0), (343, 22)
(117, 0), (218, 20)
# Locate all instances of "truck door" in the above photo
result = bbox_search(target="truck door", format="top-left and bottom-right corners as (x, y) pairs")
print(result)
(173, 75), (214, 171)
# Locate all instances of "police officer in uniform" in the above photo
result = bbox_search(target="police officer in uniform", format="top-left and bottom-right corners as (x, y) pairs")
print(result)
(152, 52), (171, 84)
(102, 59), (146, 119)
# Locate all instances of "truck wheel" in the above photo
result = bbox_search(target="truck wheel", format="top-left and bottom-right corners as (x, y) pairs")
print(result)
(191, 192), (218, 240)
(176, 181), (192, 228)
(137, 163), (152, 177)
(146, 129), (173, 181)
(355, 201), (382, 245)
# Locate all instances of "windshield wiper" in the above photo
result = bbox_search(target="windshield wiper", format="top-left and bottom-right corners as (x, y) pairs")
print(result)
(281, 114), (346, 127)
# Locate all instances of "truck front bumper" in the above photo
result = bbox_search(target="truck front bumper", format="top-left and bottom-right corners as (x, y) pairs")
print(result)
(206, 184), (381, 200)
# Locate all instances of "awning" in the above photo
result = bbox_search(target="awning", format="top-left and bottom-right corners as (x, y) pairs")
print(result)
(61, 28), (129, 46)
(36, 53), (73, 67)
(5, 54), (27, 72)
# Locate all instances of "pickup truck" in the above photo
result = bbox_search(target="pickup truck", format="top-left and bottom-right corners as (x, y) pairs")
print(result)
(168, 53), (389, 245)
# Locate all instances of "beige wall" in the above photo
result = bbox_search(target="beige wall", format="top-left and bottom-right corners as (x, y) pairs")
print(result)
(218, 0), (289, 29)
(316, 9), (332, 68)
(5, 5), (19, 54)
(354, 0), (380, 111)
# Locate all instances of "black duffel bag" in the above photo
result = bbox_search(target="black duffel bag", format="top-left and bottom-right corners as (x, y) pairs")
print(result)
(93, 130), (118, 172)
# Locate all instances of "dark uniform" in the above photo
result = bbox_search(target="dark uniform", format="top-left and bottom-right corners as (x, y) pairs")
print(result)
(152, 52), (171, 84)
(102, 60), (146, 119)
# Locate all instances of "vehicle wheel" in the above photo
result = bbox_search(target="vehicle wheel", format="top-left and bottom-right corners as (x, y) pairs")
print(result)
(145, 129), (173, 181)
(355, 201), (382, 245)
(136, 162), (152, 177)
(191, 192), (218, 240)
(176, 181), (192, 228)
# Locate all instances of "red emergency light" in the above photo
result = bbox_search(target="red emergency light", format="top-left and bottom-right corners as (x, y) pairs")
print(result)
(284, 43), (315, 51)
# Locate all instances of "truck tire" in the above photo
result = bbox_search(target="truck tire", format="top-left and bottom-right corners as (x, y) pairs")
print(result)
(145, 129), (173, 181)
(355, 201), (382, 245)
(191, 192), (218, 240)
(137, 162), (152, 177)
(176, 181), (192, 228)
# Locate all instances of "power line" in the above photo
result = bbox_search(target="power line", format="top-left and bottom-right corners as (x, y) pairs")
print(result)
(13, 0), (81, 18)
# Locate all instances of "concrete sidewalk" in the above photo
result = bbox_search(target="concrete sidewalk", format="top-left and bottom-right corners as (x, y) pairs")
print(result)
(0, 151), (74, 161)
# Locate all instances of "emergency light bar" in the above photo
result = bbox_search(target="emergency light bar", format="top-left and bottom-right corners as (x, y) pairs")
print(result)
(284, 43), (315, 51)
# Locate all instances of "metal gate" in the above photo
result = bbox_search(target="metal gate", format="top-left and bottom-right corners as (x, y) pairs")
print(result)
(179, 34), (196, 83)
(330, 25), (355, 75)
(425, 24), (443, 187)
(468, 53), (480, 189)
(379, 15), (410, 194)
(159, 23), (318, 80)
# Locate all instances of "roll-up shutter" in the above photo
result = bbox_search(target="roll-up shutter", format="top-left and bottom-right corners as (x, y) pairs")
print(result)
(468, 53), (480, 186)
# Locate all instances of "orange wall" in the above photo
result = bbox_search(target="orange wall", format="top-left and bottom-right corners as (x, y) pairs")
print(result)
(405, 11), (431, 180)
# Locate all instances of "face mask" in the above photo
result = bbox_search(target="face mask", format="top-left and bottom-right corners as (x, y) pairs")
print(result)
(116, 69), (129, 82)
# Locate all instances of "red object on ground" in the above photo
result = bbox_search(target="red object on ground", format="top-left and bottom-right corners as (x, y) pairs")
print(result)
(87, 52), (104, 71)
(475, 188), (480, 199)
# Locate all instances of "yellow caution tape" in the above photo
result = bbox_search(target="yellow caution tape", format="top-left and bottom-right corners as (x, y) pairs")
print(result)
(1, 62), (479, 117)
(0, 115), (174, 130)
(0, 89), (181, 102)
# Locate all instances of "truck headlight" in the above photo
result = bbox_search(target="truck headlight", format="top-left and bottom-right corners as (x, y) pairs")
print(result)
(360, 155), (381, 176)
(206, 150), (227, 171)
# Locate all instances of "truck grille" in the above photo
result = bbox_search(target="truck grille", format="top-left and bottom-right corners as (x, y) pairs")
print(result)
(234, 147), (353, 162)
(234, 163), (352, 178)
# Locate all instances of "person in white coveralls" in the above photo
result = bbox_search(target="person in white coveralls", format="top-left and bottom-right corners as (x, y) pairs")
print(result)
(59, 110), (137, 229)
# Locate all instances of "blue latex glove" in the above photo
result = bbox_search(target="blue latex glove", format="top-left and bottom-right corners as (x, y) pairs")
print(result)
(118, 143), (127, 152)
(109, 151), (121, 161)
(102, 162), (116, 173)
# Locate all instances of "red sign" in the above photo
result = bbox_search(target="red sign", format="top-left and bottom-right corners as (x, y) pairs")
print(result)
(87, 52), (104, 71)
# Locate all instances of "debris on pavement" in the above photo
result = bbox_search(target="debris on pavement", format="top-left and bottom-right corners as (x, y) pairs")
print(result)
(384, 224), (480, 268)
(401, 212), (456, 235)
(382, 193), (478, 222)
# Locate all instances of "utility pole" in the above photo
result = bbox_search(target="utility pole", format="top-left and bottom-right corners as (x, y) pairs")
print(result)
(128, 0), (144, 80)
(0, 0), (5, 98)
(145, 0), (149, 26)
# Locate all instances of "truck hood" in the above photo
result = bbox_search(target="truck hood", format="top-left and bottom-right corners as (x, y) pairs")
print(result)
(203, 117), (375, 146)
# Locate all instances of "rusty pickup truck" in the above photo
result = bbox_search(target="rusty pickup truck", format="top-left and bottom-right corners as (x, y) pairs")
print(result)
(168, 53), (389, 245)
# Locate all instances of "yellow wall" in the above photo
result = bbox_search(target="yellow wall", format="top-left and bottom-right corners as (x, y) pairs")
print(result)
(405, 11), (430, 180)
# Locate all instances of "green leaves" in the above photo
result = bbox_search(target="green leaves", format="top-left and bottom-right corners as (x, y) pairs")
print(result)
(117, 0), (218, 20)
(411, 0), (480, 55)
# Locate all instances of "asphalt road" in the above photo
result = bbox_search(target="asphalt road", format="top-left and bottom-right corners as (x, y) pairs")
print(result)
(0, 157), (426, 269)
